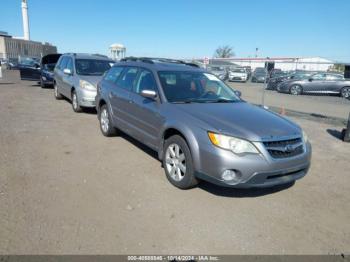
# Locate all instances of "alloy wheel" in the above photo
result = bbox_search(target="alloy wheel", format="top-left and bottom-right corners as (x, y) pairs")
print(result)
(290, 85), (302, 95)
(165, 143), (186, 182)
(100, 108), (109, 133)
(341, 87), (350, 98)
(72, 93), (78, 110)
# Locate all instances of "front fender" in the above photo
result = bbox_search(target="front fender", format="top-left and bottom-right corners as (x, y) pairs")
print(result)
(158, 122), (204, 171)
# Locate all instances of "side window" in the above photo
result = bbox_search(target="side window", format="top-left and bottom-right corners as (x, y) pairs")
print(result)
(312, 73), (326, 80)
(104, 66), (124, 83)
(116, 67), (139, 91)
(59, 57), (68, 70)
(66, 58), (74, 72)
(135, 70), (157, 94)
(326, 74), (344, 80)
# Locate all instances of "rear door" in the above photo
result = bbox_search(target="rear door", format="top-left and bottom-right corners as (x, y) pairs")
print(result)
(109, 67), (139, 131)
(127, 69), (163, 150)
(325, 74), (344, 93)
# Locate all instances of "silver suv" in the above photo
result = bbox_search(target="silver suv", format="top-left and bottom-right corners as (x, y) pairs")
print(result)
(53, 53), (114, 112)
(96, 58), (312, 189)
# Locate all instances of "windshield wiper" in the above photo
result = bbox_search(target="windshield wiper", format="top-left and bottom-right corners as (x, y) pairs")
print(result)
(203, 99), (237, 103)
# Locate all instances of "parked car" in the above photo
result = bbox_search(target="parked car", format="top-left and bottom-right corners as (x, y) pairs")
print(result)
(228, 67), (248, 82)
(267, 71), (315, 90)
(277, 72), (350, 98)
(207, 66), (228, 81)
(54, 53), (114, 112)
(6, 59), (19, 70)
(96, 57), (311, 189)
(251, 68), (267, 83)
(19, 54), (62, 87)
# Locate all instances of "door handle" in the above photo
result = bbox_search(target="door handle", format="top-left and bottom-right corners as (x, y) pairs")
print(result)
(128, 100), (134, 104)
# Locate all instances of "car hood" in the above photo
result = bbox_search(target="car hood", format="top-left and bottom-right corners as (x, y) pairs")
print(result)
(78, 75), (104, 87)
(175, 102), (301, 141)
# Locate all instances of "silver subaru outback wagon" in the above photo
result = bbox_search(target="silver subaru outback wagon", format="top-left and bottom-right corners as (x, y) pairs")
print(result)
(53, 53), (114, 112)
(95, 58), (312, 190)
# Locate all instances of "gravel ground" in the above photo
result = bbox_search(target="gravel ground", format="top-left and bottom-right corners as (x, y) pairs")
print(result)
(1, 70), (349, 255)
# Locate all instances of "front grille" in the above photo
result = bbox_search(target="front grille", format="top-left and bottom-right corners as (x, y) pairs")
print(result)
(263, 137), (304, 159)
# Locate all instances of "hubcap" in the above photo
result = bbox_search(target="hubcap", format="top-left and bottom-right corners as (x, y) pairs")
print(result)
(342, 88), (350, 98)
(165, 143), (186, 181)
(291, 85), (301, 95)
(100, 108), (109, 133)
(72, 93), (78, 109)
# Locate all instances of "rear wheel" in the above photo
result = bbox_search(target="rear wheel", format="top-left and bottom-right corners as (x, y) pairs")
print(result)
(163, 135), (198, 189)
(54, 82), (63, 99)
(71, 90), (82, 113)
(341, 87), (350, 99)
(99, 104), (117, 136)
(290, 84), (302, 95)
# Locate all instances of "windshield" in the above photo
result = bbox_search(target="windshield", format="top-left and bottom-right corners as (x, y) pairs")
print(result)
(75, 59), (112, 76)
(158, 71), (241, 103)
(44, 63), (56, 72)
(232, 69), (246, 73)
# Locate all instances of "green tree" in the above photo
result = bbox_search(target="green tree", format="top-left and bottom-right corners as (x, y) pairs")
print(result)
(214, 45), (235, 58)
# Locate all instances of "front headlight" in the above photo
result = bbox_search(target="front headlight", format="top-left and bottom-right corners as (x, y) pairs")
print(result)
(208, 132), (259, 154)
(79, 80), (96, 91)
(302, 130), (308, 143)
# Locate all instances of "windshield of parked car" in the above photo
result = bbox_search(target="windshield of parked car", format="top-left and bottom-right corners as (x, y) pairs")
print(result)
(43, 63), (56, 72)
(158, 71), (241, 103)
(75, 59), (112, 76)
(232, 69), (246, 73)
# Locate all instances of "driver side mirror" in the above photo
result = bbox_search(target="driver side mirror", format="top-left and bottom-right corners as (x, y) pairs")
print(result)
(63, 68), (72, 75)
(234, 90), (242, 97)
(308, 78), (313, 82)
(140, 89), (157, 100)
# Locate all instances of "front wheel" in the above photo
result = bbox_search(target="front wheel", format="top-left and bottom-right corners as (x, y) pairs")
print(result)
(54, 82), (63, 99)
(290, 84), (302, 95)
(163, 135), (198, 189)
(71, 90), (82, 113)
(341, 87), (350, 99)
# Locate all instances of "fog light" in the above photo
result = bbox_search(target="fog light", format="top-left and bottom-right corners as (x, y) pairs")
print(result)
(221, 170), (242, 183)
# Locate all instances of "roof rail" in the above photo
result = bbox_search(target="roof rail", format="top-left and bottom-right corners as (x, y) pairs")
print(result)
(120, 57), (154, 64)
(120, 57), (200, 67)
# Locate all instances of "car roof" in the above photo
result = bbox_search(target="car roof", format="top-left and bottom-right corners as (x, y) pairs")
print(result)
(63, 53), (112, 61)
(114, 58), (204, 72)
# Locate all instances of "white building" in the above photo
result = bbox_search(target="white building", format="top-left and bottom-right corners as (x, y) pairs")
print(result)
(110, 43), (126, 60)
(203, 57), (335, 72)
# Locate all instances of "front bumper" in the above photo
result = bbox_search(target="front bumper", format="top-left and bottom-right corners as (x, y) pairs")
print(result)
(195, 140), (312, 188)
(77, 89), (97, 107)
(229, 75), (247, 81)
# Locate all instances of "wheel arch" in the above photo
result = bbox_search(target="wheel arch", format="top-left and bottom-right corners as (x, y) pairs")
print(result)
(159, 126), (201, 171)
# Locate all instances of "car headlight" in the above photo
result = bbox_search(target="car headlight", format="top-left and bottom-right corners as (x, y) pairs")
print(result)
(302, 130), (308, 143)
(208, 132), (259, 154)
(79, 80), (96, 91)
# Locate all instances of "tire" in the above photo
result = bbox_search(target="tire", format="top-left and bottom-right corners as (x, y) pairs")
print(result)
(54, 82), (63, 100)
(290, 84), (302, 95)
(163, 135), (198, 189)
(71, 89), (82, 113)
(40, 78), (46, 88)
(340, 87), (350, 99)
(99, 104), (117, 137)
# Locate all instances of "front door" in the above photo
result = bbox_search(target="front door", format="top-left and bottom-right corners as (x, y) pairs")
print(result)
(128, 69), (163, 150)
